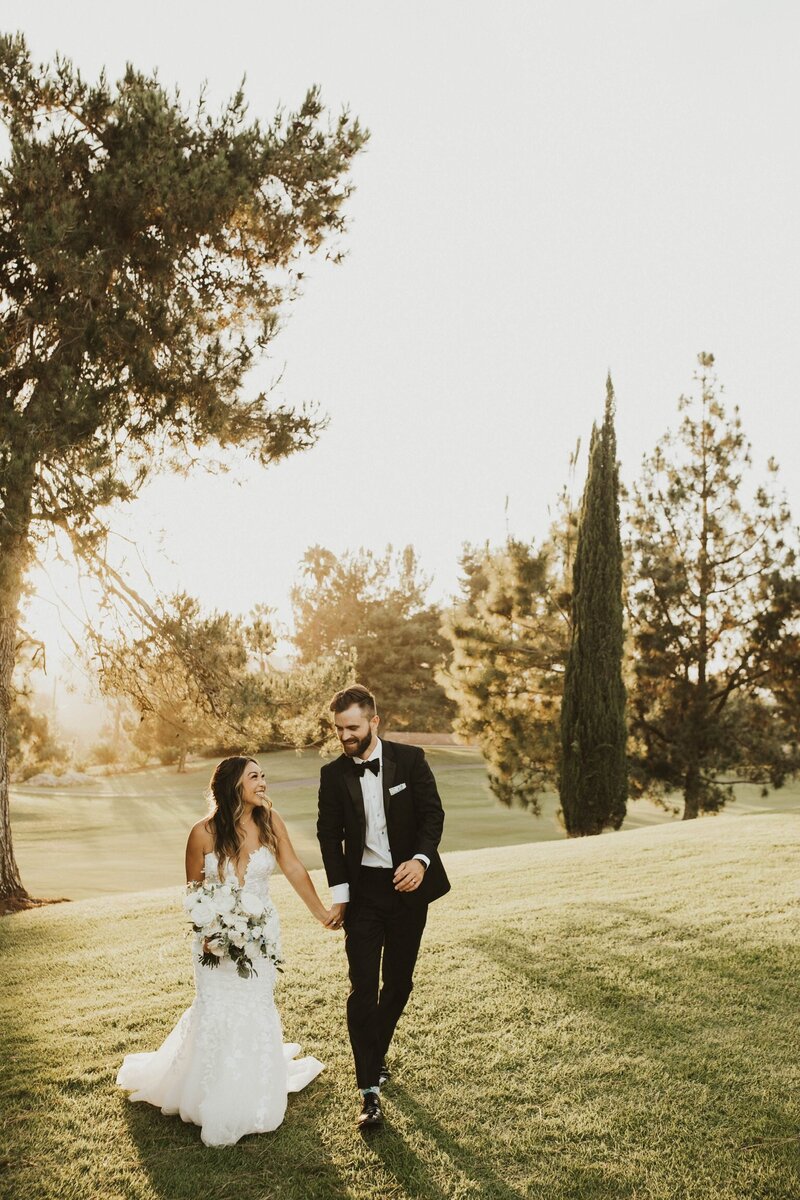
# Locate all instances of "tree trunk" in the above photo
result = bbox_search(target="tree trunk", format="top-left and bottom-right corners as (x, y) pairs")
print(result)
(0, 593), (30, 909)
(0, 469), (36, 910)
(682, 762), (701, 820)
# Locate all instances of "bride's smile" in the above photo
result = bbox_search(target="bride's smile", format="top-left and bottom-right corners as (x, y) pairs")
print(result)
(239, 762), (269, 809)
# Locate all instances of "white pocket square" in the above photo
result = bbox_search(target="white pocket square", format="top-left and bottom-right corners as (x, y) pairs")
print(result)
(389, 783), (407, 795)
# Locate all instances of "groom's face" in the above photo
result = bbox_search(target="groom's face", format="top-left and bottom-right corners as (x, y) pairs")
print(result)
(334, 704), (379, 758)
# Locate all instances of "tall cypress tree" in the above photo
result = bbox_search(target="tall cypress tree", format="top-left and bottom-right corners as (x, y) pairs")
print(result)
(559, 376), (627, 835)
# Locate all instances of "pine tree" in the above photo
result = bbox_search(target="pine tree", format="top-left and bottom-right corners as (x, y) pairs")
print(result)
(559, 377), (627, 835)
(0, 36), (366, 907)
(628, 354), (800, 817)
(291, 545), (453, 733)
(440, 517), (573, 813)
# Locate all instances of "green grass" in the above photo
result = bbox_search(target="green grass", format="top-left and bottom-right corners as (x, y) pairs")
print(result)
(2, 814), (799, 1199)
(11, 747), (800, 900)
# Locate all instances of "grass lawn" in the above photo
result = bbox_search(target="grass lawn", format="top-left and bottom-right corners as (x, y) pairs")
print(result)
(1, 812), (799, 1199)
(10, 747), (800, 901)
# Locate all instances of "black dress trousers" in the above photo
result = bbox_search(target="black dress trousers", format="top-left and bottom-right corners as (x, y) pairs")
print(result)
(344, 866), (428, 1090)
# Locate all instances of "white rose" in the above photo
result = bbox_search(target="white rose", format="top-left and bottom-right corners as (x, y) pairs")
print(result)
(229, 930), (247, 948)
(191, 900), (215, 928)
(239, 891), (265, 918)
(215, 885), (236, 913)
(250, 925), (262, 940)
(206, 937), (226, 957)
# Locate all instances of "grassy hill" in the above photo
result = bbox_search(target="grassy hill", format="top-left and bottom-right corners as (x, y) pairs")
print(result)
(1, 813), (798, 1200)
(11, 747), (800, 900)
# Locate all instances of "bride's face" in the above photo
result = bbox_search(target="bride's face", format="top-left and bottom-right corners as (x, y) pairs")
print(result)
(238, 761), (267, 810)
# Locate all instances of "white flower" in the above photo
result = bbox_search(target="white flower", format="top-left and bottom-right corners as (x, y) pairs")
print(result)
(239, 891), (265, 918)
(215, 886), (236, 913)
(243, 941), (259, 960)
(191, 899), (215, 928)
(206, 937), (226, 957)
(229, 930), (247, 948)
(250, 925), (262, 939)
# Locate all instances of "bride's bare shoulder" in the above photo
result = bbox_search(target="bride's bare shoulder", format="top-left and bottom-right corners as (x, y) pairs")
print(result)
(269, 809), (289, 837)
(187, 818), (214, 850)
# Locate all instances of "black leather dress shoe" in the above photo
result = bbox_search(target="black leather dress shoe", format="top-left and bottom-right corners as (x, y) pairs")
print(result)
(378, 1063), (391, 1087)
(357, 1092), (384, 1128)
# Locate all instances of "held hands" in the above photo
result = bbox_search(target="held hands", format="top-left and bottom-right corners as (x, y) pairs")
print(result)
(315, 863), (424, 928)
(393, 859), (425, 893)
(321, 902), (347, 931)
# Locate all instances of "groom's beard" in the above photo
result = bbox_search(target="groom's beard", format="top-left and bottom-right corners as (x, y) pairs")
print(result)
(342, 730), (373, 758)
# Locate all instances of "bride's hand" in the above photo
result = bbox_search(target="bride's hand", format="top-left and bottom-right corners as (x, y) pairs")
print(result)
(322, 903), (346, 931)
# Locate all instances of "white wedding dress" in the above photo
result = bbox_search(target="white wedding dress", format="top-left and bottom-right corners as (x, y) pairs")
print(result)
(116, 846), (324, 1146)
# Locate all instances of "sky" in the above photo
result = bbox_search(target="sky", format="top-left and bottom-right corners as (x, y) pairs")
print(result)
(5, 1), (800, 712)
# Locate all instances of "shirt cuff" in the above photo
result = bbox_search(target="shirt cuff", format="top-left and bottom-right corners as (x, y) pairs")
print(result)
(330, 883), (350, 904)
(413, 854), (430, 869)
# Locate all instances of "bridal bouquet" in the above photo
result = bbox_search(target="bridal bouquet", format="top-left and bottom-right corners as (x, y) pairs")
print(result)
(184, 878), (283, 980)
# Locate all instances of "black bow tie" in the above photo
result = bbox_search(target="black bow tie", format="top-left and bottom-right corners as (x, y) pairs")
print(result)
(353, 758), (380, 777)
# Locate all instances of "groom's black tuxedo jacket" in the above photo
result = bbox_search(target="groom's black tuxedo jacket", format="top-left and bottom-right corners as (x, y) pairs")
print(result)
(317, 739), (450, 908)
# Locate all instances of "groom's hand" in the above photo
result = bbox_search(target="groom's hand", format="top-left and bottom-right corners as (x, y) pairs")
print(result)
(324, 903), (347, 931)
(393, 860), (425, 892)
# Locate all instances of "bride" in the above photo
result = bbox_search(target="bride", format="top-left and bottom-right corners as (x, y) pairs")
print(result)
(116, 756), (334, 1145)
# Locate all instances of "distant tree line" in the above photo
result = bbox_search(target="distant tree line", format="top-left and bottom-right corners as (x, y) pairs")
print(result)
(13, 355), (800, 845)
(83, 355), (800, 843)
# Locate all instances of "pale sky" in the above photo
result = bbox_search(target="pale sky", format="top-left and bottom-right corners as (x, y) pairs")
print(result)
(6, 1), (800, 694)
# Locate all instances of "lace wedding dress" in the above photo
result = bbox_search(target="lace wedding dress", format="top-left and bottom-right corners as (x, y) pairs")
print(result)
(116, 846), (324, 1146)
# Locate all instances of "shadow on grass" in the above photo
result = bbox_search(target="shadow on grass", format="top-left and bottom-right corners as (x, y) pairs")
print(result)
(122, 1083), (349, 1200)
(472, 922), (800, 1186)
(365, 1085), (527, 1200)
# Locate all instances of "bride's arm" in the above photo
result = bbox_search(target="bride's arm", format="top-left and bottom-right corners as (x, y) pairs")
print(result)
(272, 811), (337, 928)
(185, 821), (211, 884)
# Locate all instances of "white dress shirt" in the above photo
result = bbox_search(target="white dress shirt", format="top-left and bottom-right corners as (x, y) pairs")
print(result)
(330, 738), (429, 905)
(359, 740), (394, 870)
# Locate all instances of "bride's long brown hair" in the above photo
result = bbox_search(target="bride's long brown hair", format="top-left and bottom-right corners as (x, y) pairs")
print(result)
(206, 757), (279, 880)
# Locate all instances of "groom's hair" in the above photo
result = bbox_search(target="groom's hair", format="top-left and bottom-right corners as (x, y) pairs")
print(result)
(329, 684), (376, 718)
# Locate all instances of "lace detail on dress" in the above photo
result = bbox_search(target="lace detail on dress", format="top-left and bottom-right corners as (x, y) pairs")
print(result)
(203, 844), (275, 894)
(116, 843), (323, 1144)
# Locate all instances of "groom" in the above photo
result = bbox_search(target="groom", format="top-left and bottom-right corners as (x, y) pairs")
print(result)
(317, 684), (450, 1128)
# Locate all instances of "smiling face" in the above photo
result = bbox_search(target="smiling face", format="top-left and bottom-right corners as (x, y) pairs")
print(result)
(237, 760), (267, 808)
(334, 703), (380, 759)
